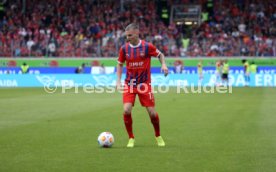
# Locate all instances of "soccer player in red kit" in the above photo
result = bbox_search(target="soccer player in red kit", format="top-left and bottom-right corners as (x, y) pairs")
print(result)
(116, 23), (168, 148)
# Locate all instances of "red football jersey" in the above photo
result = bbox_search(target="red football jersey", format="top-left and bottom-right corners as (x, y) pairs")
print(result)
(118, 40), (161, 86)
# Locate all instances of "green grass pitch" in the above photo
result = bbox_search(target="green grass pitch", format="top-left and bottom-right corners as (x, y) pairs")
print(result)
(0, 87), (276, 172)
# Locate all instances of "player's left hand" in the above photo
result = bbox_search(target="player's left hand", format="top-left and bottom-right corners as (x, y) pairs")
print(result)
(162, 64), (169, 77)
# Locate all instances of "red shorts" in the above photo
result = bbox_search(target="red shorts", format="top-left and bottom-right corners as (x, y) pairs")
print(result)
(123, 83), (155, 107)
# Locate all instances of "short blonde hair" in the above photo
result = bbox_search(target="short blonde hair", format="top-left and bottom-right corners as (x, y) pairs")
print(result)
(125, 23), (139, 31)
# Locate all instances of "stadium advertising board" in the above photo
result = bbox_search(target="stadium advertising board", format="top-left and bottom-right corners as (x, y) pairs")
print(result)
(1, 66), (276, 74)
(0, 74), (275, 87)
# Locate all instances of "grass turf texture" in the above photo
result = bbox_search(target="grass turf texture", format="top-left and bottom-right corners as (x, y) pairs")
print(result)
(0, 88), (275, 172)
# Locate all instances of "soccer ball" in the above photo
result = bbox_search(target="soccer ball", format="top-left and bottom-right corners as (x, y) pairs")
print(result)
(97, 132), (114, 148)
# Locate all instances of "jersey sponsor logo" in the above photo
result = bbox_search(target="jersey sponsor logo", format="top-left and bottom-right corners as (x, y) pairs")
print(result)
(129, 61), (144, 68)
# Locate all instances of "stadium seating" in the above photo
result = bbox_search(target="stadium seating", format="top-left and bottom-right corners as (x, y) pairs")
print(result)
(0, 0), (275, 57)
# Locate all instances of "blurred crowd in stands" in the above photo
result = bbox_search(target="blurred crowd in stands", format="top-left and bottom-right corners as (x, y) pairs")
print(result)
(0, 0), (275, 58)
(188, 0), (276, 57)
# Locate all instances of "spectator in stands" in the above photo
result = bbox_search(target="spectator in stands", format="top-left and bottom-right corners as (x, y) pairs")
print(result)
(242, 59), (250, 86)
(174, 60), (184, 74)
(99, 64), (106, 74)
(250, 61), (258, 74)
(20, 62), (29, 74)
(75, 63), (85, 74)
(197, 59), (203, 85)
(221, 59), (229, 86)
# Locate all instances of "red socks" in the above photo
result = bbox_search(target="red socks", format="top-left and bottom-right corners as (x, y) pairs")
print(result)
(150, 113), (160, 137)
(123, 114), (134, 138)
(124, 113), (161, 138)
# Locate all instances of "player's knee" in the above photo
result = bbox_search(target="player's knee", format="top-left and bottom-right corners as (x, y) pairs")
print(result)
(148, 110), (156, 117)
(123, 108), (132, 115)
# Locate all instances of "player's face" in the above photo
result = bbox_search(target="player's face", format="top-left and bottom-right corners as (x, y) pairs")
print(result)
(125, 29), (139, 45)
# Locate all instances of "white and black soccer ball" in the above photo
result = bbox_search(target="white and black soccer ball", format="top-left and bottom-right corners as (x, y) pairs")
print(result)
(97, 132), (114, 148)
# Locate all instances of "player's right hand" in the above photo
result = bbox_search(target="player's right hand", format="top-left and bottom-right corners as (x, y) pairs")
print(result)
(162, 64), (169, 77)
(116, 81), (122, 91)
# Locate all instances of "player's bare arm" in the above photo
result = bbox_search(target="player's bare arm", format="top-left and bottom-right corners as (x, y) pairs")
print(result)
(116, 63), (123, 90)
(158, 53), (168, 77)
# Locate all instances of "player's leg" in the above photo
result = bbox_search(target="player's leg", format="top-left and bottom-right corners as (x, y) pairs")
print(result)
(226, 74), (229, 87)
(123, 103), (135, 147)
(138, 89), (165, 147)
(137, 89), (160, 137)
(244, 74), (247, 86)
(123, 91), (136, 147)
(123, 103), (134, 138)
(215, 71), (220, 85)
(222, 74), (227, 86)
(145, 107), (165, 147)
(245, 73), (250, 86)
(146, 106), (160, 137)
(198, 73), (203, 86)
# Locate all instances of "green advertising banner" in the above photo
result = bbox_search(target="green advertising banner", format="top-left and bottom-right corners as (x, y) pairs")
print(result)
(0, 58), (275, 67)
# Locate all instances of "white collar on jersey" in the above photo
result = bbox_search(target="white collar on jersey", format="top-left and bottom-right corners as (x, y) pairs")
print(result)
(129, 40), (141, 48)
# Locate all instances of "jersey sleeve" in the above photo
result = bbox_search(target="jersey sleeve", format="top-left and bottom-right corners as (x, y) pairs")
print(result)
(118, 47), (126, 64)
(148, 43), (161, 57)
